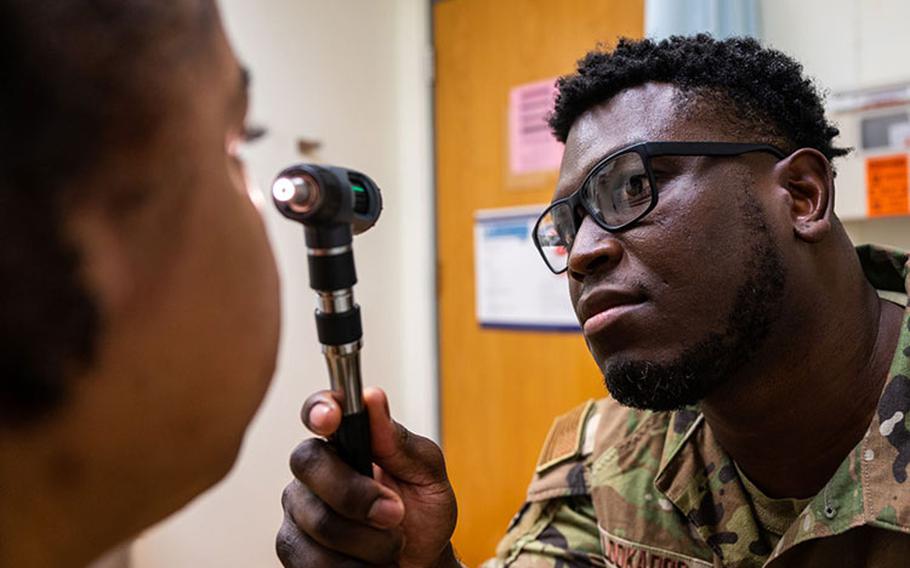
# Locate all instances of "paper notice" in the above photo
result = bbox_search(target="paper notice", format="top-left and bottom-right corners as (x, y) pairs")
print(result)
(866, 154), (910, 217)
(508, 78), (564, 175)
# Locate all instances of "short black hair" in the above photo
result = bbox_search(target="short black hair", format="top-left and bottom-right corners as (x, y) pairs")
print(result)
(549, 34), (849, 162)
(0, 0), (215, 426)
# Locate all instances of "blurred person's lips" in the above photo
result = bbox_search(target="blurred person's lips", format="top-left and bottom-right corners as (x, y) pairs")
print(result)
(577, 288), (645, 336)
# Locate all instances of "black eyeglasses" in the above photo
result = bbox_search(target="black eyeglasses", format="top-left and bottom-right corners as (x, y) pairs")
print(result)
(532, 141), (788, 274)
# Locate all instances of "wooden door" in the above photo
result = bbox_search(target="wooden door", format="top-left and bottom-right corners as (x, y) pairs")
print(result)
(433, 1), (644, 565)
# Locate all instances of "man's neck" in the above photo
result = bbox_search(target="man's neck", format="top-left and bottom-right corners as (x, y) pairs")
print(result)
(700, 281), (904, 499)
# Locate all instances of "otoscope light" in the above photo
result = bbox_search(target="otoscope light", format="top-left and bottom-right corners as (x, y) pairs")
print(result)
(272, 174), (321, 215)
(271, 165), (382, 236)
(272, 178), (297, 201)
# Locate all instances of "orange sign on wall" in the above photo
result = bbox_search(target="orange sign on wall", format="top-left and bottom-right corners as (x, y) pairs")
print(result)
(866, 154), (910, 216)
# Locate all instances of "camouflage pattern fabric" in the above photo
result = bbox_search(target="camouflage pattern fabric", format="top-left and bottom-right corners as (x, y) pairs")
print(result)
(731, 463), (811, 551)
(483, 245), (910, 567)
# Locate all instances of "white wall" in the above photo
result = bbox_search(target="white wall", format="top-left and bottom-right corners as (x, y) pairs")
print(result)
(762, 0), (910, 93)
(131, 1), (435, 566)
(761, 0), (910, 249)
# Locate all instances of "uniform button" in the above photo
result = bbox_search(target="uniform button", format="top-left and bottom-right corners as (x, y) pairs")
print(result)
(880, 411), (905, 436)
(864, 449), (875, 462)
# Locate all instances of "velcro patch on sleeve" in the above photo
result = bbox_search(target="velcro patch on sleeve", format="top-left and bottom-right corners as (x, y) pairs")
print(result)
(536, 400), (595, 474)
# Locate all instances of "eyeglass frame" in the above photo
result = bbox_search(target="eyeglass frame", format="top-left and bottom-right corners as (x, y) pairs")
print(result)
(532, 141), (789, 274)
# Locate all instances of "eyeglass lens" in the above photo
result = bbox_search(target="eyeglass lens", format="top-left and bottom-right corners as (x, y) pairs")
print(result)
(535, 151), (652, 272)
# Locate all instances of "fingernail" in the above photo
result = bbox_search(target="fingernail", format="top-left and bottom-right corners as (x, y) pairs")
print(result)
(308, 403), (331, 428)
(367, 496), (404, 528)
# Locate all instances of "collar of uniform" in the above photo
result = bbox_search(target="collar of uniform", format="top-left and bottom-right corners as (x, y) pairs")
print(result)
(653, 244), (910, 565)
(653, 410), (770, 564)
(765, 245), (910, 563)
(855, 244), (909, 297)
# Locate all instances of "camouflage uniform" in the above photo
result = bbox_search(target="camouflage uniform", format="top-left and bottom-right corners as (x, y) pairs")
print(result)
(482, 245), (910, 567)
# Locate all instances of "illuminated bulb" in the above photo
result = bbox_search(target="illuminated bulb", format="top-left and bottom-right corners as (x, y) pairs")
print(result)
(272, 174), (320, 214)
(272, 177), (298, 202)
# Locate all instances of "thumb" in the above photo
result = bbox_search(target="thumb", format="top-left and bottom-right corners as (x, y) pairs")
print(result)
(364, 387), (448, 486)
(300, 390), (343, 437)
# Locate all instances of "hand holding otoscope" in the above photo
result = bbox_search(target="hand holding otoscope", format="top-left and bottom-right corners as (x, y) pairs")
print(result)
(272, 172), (461, 565)
(271, 164), (382, 477)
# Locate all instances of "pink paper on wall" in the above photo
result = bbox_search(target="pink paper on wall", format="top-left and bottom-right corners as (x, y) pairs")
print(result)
(508, 78), (564, 175)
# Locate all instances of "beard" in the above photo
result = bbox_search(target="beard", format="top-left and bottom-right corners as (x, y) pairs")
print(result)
(602, 195), (787, 411)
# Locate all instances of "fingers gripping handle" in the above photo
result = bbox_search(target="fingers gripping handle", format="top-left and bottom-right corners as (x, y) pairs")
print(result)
(333, 410), (373, 477)
(322, 341), (374, 478)
(318, 282), (372, 477)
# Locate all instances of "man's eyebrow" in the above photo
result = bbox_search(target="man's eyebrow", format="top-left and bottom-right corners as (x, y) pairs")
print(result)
(586, 139), (646, 170)
(557, 138), (646, 196)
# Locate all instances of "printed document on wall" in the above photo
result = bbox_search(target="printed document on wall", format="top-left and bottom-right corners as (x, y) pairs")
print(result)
(474, 206), (578, 331)
(508, 78), (563, 175)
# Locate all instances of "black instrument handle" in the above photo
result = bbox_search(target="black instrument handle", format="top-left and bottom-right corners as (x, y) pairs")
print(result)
(332, 410), (373, 478)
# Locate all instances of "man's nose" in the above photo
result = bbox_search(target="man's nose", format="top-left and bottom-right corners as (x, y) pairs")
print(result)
(567, 215), (624, 281)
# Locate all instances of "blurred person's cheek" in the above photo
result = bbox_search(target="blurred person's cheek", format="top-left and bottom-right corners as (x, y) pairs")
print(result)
(226, 137), (266, 213)
(243, 166), (266, 212)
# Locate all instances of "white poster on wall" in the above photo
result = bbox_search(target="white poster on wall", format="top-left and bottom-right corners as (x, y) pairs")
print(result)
(473, 206), (579, 331)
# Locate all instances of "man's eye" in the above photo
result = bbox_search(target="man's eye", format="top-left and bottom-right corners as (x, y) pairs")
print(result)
(627, 175), (648, 194)
(623, 174), (651, 204)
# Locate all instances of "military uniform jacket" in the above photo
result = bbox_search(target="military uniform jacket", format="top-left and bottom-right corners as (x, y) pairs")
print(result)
(483, 245), (910, 568)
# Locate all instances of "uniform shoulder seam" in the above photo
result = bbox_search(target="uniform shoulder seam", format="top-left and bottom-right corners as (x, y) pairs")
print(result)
(535, 400), (596, 474)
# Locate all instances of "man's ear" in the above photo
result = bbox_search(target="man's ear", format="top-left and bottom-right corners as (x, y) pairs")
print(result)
(773, 148), (834, 243)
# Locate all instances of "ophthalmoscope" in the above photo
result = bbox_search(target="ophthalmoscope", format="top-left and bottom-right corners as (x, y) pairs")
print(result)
(272, 164), (383, 477)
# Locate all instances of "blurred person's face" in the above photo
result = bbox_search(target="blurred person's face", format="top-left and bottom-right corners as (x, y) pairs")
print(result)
(556, 83), (787, 410)
(62, 9), (280, 531)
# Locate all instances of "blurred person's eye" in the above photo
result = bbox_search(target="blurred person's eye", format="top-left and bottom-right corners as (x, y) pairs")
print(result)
(242, 125), (268, 144)
(227, 124), (268, 159)
(226, 124), (269, 210)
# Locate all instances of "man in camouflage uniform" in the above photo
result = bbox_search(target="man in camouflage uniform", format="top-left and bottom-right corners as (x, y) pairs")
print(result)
(276, 35), (910, 567)
(487, 246), (909, 568)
